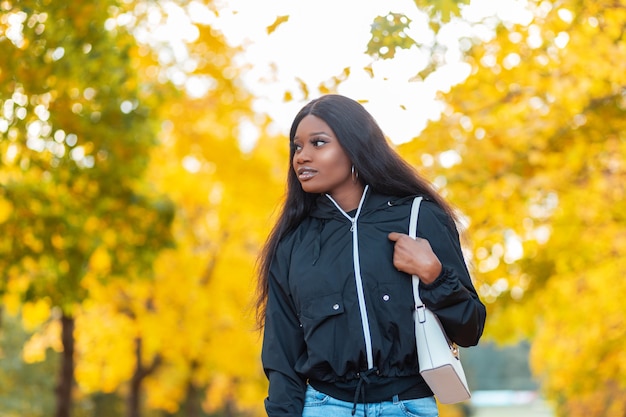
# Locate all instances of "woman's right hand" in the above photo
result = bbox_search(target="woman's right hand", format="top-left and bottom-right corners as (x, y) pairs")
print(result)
(388, 232), (442, 285)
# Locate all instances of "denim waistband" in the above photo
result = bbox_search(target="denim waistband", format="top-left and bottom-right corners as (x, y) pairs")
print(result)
(309, 375), (432, 404)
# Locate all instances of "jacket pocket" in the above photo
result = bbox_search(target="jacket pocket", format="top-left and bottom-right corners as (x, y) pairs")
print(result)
(300, 292), (344, 324)
(374, 282), (415, 327)
(299, 292), (345, 362)
(373, 281), (418, 373)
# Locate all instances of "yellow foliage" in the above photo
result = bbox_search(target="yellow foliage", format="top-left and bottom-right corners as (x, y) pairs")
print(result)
(50, 233), (64, 250)
(75, 303), (136, 393)
(204, 374), (232, 412)
(393, 0), (626, 414)
(23, 231), (44, 253)
(88, 246), (112, 274)
(6, 269), (31, 294)
(2, 292), (22, 317)
(0, 196), (12, 223)
(144, 366), (188, 412)
(21, 299), (51, 331)
(530, 260), (626, 416)
(22, 319), (62, 364)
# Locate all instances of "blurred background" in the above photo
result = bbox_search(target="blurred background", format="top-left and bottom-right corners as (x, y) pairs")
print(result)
(1, 0), (625, 416)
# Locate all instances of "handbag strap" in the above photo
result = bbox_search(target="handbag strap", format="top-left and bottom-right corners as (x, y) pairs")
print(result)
(409, 197), (457, 350)
(408, 197), (425, 310)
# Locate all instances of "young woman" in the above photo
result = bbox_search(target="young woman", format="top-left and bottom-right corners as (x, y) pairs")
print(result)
(256, 94), (486, 417)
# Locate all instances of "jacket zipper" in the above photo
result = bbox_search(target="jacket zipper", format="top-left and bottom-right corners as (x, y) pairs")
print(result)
(325, 185), (374, 369)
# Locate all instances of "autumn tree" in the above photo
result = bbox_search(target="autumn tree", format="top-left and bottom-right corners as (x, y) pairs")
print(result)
(66, 2), (285, 416)
(366, 0), (626, 415)
(0, 1), (173, 416)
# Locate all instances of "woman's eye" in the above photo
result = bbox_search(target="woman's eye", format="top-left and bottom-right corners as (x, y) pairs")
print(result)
(293, 143), (302, 151)
(312, 139), (326, 147)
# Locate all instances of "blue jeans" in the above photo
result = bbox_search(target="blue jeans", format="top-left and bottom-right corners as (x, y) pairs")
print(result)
(302, 385), (438, 417)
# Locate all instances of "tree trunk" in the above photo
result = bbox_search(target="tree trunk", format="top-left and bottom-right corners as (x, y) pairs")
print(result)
(128, 337), (161, 417)
(55, 314), (75, 417)
(128, 337), (143, 417)
(183, 378), (200, 417)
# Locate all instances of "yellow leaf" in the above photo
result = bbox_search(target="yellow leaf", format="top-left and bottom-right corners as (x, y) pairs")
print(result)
(363, 64), (374, 78)
(21, 299), (51, 331)
(89, 246), (111, 273)
(0, 197), (12, 223)
(2, 293), (21, 316)
(22, 319), (62, 364)
(51, 233), (64, 250)
(266, 15), (289, 35)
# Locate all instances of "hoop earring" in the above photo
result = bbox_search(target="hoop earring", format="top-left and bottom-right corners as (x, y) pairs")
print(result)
(351, 165), (359, 183)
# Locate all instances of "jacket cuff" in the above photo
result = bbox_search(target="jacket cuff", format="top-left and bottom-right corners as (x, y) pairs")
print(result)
(419, 266), (452, 290)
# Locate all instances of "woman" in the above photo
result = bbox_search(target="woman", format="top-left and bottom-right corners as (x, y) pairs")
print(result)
(256, 94), (486, 417)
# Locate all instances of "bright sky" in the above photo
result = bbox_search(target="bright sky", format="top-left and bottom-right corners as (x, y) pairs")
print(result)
(8, 0), (529, 148)
(156, 0), (531, 147)
(212, 0), (467, 146)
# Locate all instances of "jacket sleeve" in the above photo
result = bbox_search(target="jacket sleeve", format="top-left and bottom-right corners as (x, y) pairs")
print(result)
(417, 202), (487, 347)
(262, 241), (307, 417)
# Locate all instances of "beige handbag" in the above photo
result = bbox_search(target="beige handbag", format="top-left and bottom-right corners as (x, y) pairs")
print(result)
(409, 197), (471, 404)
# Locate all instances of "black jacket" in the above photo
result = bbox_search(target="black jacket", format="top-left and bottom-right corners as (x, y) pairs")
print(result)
(262, 188), (486, 417)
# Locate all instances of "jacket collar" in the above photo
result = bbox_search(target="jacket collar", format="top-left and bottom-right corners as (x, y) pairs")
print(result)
(309, 187), (414, 220)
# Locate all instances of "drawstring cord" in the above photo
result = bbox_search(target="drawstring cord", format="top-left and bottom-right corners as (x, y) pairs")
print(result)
(351, 368), (377, 416)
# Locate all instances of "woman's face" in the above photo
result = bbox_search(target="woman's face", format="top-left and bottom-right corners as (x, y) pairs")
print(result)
(292, 115), (354, 197)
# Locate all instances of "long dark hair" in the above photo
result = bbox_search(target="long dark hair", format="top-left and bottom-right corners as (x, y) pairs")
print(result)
(255, 94), (457, 328)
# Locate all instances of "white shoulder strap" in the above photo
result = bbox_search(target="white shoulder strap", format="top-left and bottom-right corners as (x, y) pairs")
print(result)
(408, 197), (422, 240)
(409, 197), (424, 308)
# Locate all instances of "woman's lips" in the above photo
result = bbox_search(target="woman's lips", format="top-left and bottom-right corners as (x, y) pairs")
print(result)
(297, 167), (317, 180)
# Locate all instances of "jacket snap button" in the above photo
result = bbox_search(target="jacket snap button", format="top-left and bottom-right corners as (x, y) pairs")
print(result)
(382, 294), (390, 301)
(332, 304), (340, 310)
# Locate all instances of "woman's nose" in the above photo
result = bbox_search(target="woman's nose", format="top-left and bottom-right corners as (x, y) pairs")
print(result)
(295, 148), (311, 163)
